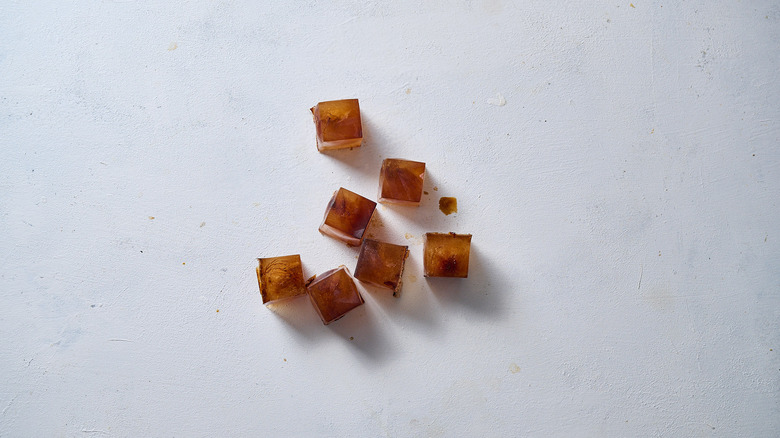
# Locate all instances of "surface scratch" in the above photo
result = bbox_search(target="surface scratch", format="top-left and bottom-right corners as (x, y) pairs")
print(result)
(638, 265), (643, 290)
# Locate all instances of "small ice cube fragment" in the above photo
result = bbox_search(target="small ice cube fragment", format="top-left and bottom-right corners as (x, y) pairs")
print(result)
(438, 197), (457, 215)
(306, 266), (364, 325)
(319, 187), (377, 246)
(256, 255), (307, 304)
(378, 158), (426, 206)
(354, 238), (409, 295)
(311, 99), (363, 151)
(423, 232), (472, 278)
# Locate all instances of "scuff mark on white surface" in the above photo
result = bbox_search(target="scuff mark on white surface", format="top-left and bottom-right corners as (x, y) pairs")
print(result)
(487, 93), (506, 106)
(638, 265), (643, 290)
(2, 394), (19, 415)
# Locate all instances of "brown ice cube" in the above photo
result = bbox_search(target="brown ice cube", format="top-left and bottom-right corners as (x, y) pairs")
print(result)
(378, 158), (426, 206)
(306, 266), (364, 325)
(423, 232), (472, 278)
(354, 238), (409, 296)
(310, 99), (363, 151)
(319, 187), (377, 246)
(256, 255), (307, 304)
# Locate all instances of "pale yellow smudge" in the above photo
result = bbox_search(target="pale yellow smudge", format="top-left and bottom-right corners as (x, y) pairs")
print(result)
(168, 42), (178, 51)
(405, 88), (411, 95)
(509, 363), (521, 373)
(148, 216), (155, 220)
(630, 3), (635, 7)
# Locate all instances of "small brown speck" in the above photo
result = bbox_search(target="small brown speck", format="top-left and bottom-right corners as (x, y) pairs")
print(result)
(630, 3), (635, 7)
(423, 191), (429, 195)
(182, 262), (186, 265)
(405, 88), (411, 95)
(658, 251), (661, 256)
(148, 216), (155, 220)
(283, 358), (287, 362)
(433, 186), (438, 191)
(349, 336), (354, 341)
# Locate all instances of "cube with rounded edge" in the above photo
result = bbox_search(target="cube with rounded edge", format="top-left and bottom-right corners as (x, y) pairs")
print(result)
(310, 99), (362, 151)
(378, 158), (426, 206)
(256, 255), (307, 304)
(319, 187), (377, 246)
(423, 232), (472, 278)
(306, 266), (364, 325)
(354, 238), (409, 296)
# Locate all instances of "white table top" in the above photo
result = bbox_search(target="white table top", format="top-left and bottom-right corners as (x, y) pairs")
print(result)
(1, 1), (778, 436)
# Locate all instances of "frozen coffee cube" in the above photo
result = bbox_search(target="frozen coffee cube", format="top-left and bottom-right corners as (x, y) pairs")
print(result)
(256, 255), (307, 304)
(354, 238), (409, 295)
(306, 266), (364, 325)
(378, 158), (426, 206)
(319, 187), (377, 246)
(311, 99), (363, 151)
(423, 233), (472, 278)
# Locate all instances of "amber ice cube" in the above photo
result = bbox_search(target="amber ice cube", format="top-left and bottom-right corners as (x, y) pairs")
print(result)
(354, 238), (410, 295)
(311, 99), (363, 151)
(306, 266), (364, 325)
(256, 255), (307, 304)
(319, 187), (377, 246)
(423, 233), (472, 278)
(378, 158), (426, 206)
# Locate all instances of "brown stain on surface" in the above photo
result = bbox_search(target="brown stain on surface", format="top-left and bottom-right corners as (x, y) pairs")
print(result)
(148, 216), (155, 220)
(439, 197), (457, 215)
(509, 363), (521, 374)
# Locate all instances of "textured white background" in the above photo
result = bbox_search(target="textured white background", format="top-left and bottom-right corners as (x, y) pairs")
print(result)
(1, 1), (779, 436)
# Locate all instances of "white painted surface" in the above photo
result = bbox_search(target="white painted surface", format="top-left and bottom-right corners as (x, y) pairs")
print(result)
(1, 1), (778, 436)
